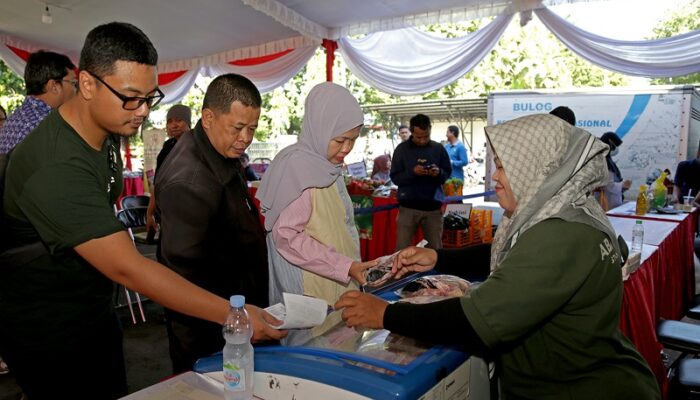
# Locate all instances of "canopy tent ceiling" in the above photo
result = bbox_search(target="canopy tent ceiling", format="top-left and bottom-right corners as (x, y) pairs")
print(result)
(6, 0), (696, 103)
(0, 0), (590, 68)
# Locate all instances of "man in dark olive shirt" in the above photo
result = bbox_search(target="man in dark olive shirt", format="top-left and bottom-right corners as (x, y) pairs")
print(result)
(0, 23), (284, 399)
(155, 74), (270, 373)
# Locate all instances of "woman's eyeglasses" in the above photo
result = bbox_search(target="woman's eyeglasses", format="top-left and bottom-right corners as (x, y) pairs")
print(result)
(86, 70), (164, 110)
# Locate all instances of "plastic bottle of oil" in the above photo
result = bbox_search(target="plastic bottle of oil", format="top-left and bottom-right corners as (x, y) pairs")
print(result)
(635, 184), (648, 215)
(652, 171), (668, 208)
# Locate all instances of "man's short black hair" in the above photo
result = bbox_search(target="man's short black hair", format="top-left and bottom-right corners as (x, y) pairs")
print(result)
(80, 22), (158, 77)
(447, 125), (460, 136)
(203, 73), (261, 114)
(549, 106), (576, 126)
(409, 114), (431, 131)
(24, 50), (75, 96)
(398, 124), (409, 131)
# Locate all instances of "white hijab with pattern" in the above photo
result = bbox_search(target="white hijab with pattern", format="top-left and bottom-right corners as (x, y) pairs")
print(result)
(486, 114), (620, 271)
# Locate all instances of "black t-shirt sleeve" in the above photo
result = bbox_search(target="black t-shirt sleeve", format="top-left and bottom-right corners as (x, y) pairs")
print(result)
(390, 144), (417, 187)
(674, 161), (687, 184)
(435, 245), (491, 281)
(17, 161), (124, 253)
(383, 298), (486, 352)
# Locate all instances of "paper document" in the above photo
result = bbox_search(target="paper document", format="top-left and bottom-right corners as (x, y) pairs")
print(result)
(265, 293), (328, 329)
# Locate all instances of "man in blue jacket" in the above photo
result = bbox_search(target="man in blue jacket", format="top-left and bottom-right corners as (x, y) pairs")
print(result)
(390, 114), (451, 250)
(444, 125), (468, 182)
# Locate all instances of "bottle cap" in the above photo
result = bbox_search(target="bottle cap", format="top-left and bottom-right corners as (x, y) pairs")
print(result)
(636, 220), (642, 224)
(230, 295), (245, 308)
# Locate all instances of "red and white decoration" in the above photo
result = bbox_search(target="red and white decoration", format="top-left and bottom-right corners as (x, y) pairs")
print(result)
(0, 34), (317, 104)
(0, 0), (699, 101)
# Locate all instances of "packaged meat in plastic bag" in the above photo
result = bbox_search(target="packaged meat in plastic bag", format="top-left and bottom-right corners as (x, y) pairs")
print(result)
(363, 240), (429, 288)
(363, 250), (400, 288)
(396, 274), (470, 299)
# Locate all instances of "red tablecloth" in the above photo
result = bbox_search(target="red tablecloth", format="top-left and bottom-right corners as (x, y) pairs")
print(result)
(359, 196), (400, 261)
(616, 209), (697, 398)
(358, 196), (426, 261)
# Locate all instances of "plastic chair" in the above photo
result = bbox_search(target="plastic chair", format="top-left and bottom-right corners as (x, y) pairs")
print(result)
(115, 207), (148, 324)
(120, 194), (150, 210)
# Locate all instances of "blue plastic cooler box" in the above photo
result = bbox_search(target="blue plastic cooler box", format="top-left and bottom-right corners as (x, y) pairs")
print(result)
(194, 313), (470, 399)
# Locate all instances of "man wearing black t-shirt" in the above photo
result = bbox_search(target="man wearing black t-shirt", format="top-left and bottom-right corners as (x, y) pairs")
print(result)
(0, 22), (284, 399)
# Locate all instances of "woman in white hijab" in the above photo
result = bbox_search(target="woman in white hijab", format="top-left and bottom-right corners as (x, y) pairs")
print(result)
(335, 114), (660, 399)
(256, 82), (376, 306)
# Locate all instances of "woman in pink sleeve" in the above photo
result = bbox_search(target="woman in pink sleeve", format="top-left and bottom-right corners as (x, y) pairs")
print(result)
(256, 83), (376, 305)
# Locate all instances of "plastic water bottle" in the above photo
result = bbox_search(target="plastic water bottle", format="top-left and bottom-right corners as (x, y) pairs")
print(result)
(631, 220), (644, 253)
(223, 295), (254, 400)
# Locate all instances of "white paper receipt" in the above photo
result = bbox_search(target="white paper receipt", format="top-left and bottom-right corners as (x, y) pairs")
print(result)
(264, 292), (328, 329)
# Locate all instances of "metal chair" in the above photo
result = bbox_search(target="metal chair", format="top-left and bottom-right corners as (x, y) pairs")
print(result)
(116, 206), (149, 227)
(657, 320), (700, 398)
(120, 194), (150, 210)
(114, 206), (149, 324)
(687, 295), (700, 321)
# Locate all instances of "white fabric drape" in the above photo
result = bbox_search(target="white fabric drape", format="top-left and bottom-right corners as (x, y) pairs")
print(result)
(159, 45), (316, 104)
(535, 7), (700, 77)
(202, 45), (317, 94)
(0, 35), (79, 77)
(156, 35), (317, 74)
(4, 3), (700, 102)
(159, 69), (200, 105)
(0, 35), (316, 105)
(338, 12), (513, 96)
(0, 43), (29, 78)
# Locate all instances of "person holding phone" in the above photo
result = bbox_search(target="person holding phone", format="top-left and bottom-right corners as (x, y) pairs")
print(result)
(389, 114), (451, 251)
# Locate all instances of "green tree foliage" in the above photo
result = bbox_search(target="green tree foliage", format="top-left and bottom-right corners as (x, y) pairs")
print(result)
(0, 59), (26, 112)
(650, 0), (700, 85)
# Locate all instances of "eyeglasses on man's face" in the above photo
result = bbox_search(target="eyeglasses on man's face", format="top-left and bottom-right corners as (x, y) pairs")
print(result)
(86, 70), (164, 110)
(58, 78), (79, 91)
